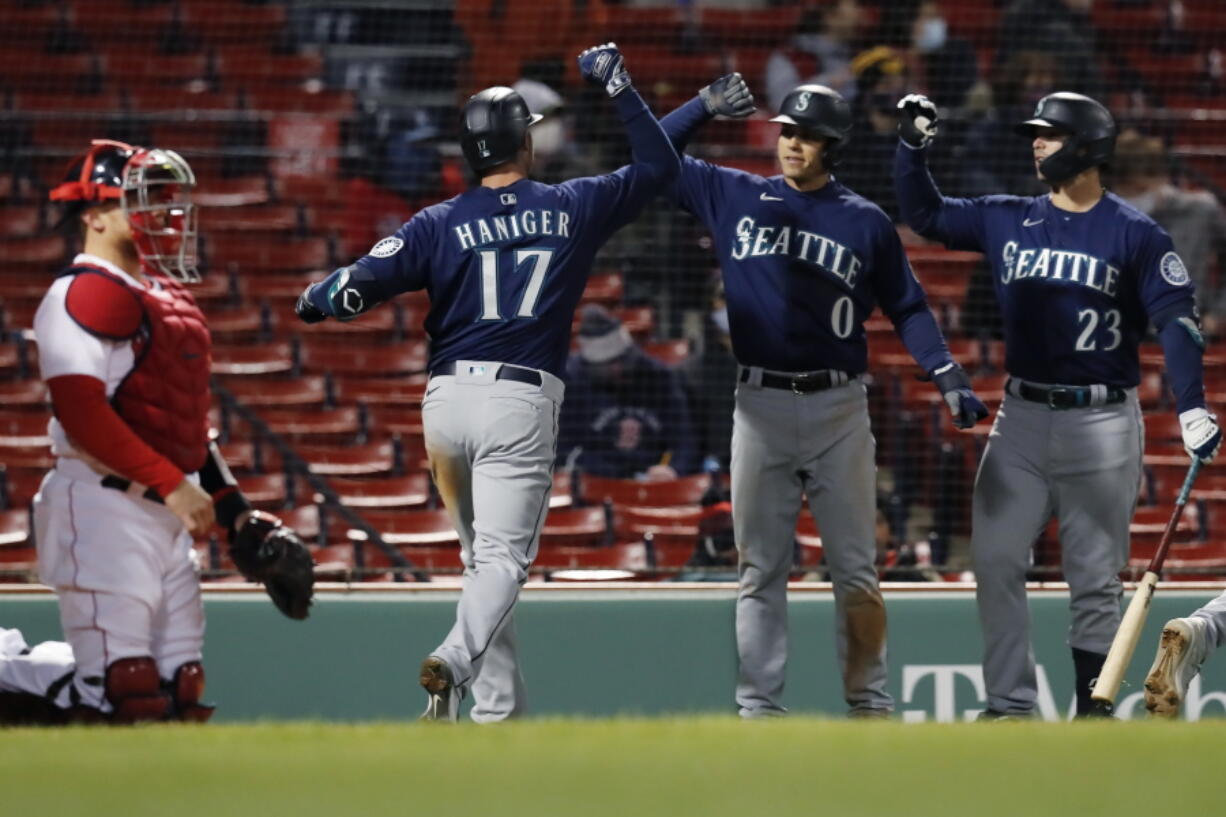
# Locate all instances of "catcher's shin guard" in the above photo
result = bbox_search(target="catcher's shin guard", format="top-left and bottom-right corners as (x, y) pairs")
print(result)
(105, 657), (173, 723)
(170, 661), (215, 722)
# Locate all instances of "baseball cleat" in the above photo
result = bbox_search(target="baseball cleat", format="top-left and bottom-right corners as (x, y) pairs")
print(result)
(975, 709), (1035, 721)
(419, 656), (461, 723)
(1144, 617), (1208, 719)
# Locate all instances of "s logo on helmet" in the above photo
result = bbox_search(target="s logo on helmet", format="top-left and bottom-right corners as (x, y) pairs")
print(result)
(1160, 251), (1191, 287)
(369, 236), (404, 258)
(795, 92), (812, 112)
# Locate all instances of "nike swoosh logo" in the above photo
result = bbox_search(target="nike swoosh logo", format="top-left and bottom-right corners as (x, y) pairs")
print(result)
(1023, 218), (1044, 227)
(760, 193), (783, 201)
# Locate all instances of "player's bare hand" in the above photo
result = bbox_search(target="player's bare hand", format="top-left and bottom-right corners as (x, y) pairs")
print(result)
(932, 362), (989, 430)
(165, 479), (215, 537)
(1180, 407), (1222, 463)
(644, 464), (679, 482)
(700, 73), (756, 119)
(578, 43), (632, 98)
(897, 93), (939, 149)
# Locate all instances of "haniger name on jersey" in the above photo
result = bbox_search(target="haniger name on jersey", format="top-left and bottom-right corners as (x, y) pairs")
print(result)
(1000, 240), (1120, 297)
(453, 209), (572, 251)
(730, 216), (862, 287)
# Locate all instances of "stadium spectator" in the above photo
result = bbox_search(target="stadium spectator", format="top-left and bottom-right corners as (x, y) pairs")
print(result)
(835, 46), (910, 219)
(1111, 130), (1226, 334)
(558, 305), (700, 480)
(764, 0), (863, 110)
(960, 50), (1061, 197)
(993, 0), (1105, 101)
(873, 0), (980, 108)
(683, 274), (737, 470)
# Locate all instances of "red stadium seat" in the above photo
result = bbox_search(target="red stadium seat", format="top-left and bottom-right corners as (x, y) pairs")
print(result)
(238, 273), (319, 301)
(295, 305), (401, 338)
(298, 341), (427, 377)
(0, 206), (43, 238)
(539, 506), (610, 547)
(0, 509), (31, 547)
(243, 88), (355, 116)
(335, 376), (428, 407)
(211, 342), (295, 376)
(0, 236), (67, 265)
(580, 473), (712, 508)
(203, 305), (268, 340)
(102, 52), (210, 87)
(581, 272), (624, 307)
(0, 379), (48, 408)
(0, 468), (44, 509)
(0, 412), (51, 447)
(0, 51), (100, 93)
(208, 235), (331, 273)
(535, 541), (650, 573)
(200, 204), (303, 234)
(642, 339), (691, 367)
(179, 2), (288, 45)
(193, 176), (273, 207)
(219, 375), (327, 408)
(321, 474), (430, 509)
(235, 473), (290, 509)
(349, 509), (459, 546)
(364, 406), (422, 437)
(297, 440), (397, 476)
(213, 48), (324, 86)
(217, 440), (256, 472)
(123, 89), (240, 112)
(253, 406), (361, 440)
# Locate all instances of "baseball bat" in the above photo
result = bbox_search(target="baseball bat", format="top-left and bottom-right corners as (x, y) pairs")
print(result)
(1089, 458), (1203, 713)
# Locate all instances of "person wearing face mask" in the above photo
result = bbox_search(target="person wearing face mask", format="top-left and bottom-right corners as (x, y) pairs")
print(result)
(556, 304), (700, 481)
(682, 274), (738, 471)
(831, 46), (911, 220)
(1111, 131), (1226, 336)
(993, 0), (1105, 102)
(874, 0), (979, 109)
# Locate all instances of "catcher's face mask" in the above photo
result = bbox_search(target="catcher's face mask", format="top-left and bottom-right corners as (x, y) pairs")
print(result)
(122, 147), (200, 283)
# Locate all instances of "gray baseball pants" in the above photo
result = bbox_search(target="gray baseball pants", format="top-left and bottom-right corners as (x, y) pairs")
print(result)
(732, 370), (892, 717)
(973, 383), (1143, 714)
(421, 361), (563, 723)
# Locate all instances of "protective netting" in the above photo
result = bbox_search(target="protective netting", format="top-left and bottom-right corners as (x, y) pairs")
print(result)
(1, 0), (1224, 581)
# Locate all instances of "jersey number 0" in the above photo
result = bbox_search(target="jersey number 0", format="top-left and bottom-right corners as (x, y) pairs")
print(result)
(477, 248), (554, 320)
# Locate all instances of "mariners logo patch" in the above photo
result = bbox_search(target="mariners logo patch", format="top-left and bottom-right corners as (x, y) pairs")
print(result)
(369, 237), (404, 258)
(1160, 251), (1190, 286)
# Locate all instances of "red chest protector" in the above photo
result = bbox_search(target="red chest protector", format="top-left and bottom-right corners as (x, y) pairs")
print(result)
(62, 263), (212, 474)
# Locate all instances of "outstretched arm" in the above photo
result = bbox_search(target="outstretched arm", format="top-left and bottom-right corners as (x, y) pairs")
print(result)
(660, 73), (756, 152)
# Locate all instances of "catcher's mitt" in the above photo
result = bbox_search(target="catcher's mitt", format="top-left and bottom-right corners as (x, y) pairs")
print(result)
(229, 510), (314, 620)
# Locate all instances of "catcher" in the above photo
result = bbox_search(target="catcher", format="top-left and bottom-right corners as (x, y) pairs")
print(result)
(18, 140), (313, 725)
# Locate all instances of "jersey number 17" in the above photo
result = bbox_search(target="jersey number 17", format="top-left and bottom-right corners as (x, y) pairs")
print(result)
(477, 248), (554, 320)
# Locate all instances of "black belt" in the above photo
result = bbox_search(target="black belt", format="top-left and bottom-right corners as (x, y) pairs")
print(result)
(431, 361), (543, 387)
(740, 368), (844, 395)
(100, 474), (164, 504)
(1009, 378), (1127, 410)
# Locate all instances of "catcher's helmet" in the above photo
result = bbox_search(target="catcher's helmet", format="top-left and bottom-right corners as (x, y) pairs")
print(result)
(1015, 92), (1116, 183)
(769, 84), (853, 169)
(459, 86), (543, 174)
(50, 139), (200, 282)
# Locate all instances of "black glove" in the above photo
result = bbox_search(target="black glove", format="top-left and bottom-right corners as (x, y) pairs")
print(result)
(699, 72), (756, 119)
(897, 93), (939, 149)
(295, 285), (327, 324)
(577, 42), (632, 98)
(229, 511), (315, 620)
(932, 363), (989, 430)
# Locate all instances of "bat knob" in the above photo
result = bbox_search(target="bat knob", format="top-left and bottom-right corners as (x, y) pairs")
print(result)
(1083, 699), (1118, 719)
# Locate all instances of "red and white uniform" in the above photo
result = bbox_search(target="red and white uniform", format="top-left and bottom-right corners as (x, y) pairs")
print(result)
(31, 252), (213, 712)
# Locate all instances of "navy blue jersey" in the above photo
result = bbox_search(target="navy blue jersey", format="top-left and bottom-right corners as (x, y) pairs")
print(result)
(896, 144), (1197, 387)
(305, 91), (678, 378)
(670, 156), (947, 374)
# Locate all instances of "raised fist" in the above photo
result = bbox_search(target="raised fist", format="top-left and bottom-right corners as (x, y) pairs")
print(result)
(578, 42), (632, 98)
(700, 73), (756, 119)
(897, 93), (939, 149)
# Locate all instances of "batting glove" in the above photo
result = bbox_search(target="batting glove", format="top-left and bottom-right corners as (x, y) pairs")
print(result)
(1180, 407), (1222, 463)
(932, 362), (989, 430)
(699, 73), (756, 119)
(897, 93), (939, 149)
(578, 42), (632, 98)
(294, 284), (328, 324)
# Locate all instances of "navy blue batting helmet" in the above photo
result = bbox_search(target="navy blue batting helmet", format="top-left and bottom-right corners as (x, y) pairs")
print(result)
(770, 84), (853, 169)
(459, 87), (543, 174)
(1015, 92), (1116, 183)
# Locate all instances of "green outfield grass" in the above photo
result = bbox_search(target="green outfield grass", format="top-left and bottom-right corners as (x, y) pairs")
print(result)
(2, 718), (1223, 816)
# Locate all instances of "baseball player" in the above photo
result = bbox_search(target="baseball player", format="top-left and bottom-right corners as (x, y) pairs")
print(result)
(894, 92), (1221, 718)
(0, 627), (76, 725)
(1143, 594), (1226, 718)
(660, 77), (987, 718)
(29, 140), (313, 724)
(294, 44), (679, 722)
